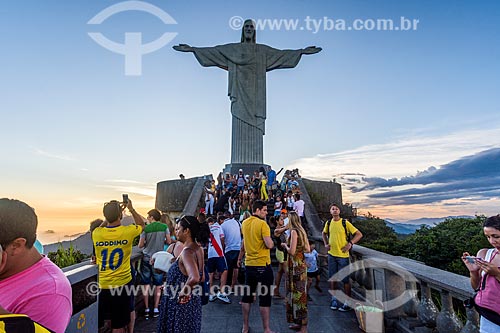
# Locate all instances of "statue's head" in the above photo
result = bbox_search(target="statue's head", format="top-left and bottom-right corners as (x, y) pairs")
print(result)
(240, 19), (256, 43)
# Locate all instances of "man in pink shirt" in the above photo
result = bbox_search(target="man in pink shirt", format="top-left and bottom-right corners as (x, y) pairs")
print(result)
(0, 198), (73, 333)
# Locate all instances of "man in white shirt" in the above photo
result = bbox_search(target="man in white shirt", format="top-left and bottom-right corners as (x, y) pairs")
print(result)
(220, 212), (242, 292)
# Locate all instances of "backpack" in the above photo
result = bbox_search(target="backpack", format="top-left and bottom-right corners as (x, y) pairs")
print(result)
(325, 218), (352, 244)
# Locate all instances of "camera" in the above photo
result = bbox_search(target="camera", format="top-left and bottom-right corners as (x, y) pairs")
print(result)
(122, 194), (129, 204)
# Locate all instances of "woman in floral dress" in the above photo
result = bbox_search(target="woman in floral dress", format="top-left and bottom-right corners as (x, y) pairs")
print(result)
(281, 211), (311, 332)
(157, 215), (209, 333)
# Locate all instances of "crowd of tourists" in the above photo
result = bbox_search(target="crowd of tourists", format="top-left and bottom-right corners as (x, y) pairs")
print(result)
(2, 175), (500, 333)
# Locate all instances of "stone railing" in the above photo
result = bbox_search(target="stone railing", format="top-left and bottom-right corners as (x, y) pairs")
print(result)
(63, 247), (143, 333)
(311, 237), (480, 333)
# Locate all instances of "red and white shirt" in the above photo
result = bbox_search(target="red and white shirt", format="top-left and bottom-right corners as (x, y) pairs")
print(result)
(208, 222), (225, 258)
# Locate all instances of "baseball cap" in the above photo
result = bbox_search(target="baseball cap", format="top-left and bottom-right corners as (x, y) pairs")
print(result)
(281, 209), (287, 214)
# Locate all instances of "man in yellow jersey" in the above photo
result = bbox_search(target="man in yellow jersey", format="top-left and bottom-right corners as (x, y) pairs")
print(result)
(238, 200), (276, 333)
(93, 199), (144, 332)
(322, 203), (363, 312)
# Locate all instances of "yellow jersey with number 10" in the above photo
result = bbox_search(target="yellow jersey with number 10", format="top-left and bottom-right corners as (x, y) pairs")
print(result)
(92, 224), (142, 289)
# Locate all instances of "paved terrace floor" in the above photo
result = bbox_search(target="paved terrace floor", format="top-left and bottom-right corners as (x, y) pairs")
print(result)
(134, 269), (362, 333)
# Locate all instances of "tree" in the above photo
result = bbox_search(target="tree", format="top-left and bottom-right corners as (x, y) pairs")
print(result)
(352, 217), (399, 254)
(396, 216), (490, 275)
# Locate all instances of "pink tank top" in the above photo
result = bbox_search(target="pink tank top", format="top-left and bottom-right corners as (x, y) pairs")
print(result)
(475, 249), (500, 314)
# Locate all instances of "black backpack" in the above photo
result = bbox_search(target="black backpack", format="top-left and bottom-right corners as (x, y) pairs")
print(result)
(325, 218), (352, 243)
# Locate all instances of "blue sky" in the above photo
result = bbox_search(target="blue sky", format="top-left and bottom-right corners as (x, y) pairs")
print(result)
(1, 0), (499, 242)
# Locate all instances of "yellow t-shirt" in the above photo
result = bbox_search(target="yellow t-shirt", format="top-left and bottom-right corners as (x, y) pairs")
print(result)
(241, 216), (271, 266)
(322, 219), (358, 258)
(92, 224), (142, 289)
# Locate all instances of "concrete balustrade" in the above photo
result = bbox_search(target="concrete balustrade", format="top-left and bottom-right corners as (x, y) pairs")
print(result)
(311, 237), (481, 333)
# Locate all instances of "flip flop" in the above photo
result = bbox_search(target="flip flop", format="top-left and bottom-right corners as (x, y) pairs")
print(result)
(288, 324), (301, 330)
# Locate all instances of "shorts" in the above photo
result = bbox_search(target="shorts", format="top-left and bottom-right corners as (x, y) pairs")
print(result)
(328, 255), (350, 284)
(98, 281), (132, 329)
(139, 259), (164, 286)
(241, 265), (274, 307)
(307, 270), (320, 278)
(207, 257), (228, 273)
(275, 249), (285, 264)
(225, 250), (239, 271)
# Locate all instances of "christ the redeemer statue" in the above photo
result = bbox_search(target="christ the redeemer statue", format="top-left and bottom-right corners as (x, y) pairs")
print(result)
(173, 19), (321, 165)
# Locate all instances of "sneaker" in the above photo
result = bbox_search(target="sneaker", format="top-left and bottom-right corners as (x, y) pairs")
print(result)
(209, 294), (217, 302)
(339, 303), (353, 312)
(153, 308), (160, 318)
(330, 299), (339, 310)
(144, 308), (150, 319)
(217, 292), (231, 304)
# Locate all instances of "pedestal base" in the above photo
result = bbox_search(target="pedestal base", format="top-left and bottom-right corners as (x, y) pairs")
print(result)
(223, 163), (270, 176)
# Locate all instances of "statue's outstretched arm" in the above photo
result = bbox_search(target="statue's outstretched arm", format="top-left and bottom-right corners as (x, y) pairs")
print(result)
(302, 46), (322, 55)
(173, 44), (194, 52)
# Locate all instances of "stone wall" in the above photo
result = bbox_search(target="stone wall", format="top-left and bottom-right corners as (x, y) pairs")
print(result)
(302, 178), (343, 215)
(155, 177), (200, 212)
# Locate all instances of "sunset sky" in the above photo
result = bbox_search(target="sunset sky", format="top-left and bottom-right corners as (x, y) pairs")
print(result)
(1, 0), (499, 244)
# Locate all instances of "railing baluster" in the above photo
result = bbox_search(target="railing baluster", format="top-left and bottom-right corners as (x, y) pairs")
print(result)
(417, 282), (439, 327)
(436, 290), (463, 332)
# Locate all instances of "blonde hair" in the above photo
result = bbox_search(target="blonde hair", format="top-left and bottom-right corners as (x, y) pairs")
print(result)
(288, 212), (309, 249)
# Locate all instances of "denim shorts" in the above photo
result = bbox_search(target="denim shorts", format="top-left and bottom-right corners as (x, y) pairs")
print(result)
(139, 259), (164, 286)
(328, 255), (350, 284)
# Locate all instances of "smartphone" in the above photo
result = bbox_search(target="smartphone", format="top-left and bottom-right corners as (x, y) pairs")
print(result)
(122, 194), (129, 204)
(465, 256), (482, 264)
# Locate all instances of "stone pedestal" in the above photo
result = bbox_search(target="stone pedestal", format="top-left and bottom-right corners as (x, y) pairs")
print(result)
(223, 163), (270, 176)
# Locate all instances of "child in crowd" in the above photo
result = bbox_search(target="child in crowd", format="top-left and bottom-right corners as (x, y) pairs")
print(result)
(305, 243), (323, 294)
(274, 195), (283, 217)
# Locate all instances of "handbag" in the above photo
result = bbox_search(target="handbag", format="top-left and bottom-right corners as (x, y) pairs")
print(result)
(152, 251), (174, 273)
(464, 292), (500, 325)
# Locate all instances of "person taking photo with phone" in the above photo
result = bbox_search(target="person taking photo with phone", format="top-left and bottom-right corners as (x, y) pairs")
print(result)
(462, 215), (500, 332)
(93, 198), (145, 332)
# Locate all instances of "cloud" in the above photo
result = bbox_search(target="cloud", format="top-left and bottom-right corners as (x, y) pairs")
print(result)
(34, 148), (75, 161)
(288, 128), (500, 214)
(288, 128), (500, 180)
(97, 180), (156, 198)
(355, 148), (500, 205)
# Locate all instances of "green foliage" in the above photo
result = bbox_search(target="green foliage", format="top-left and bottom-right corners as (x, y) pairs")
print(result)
(350, 215), (490, 277)
(47, 243), (87, 269)
(396, 216), (490, 276)
(352, 217), (399, 254)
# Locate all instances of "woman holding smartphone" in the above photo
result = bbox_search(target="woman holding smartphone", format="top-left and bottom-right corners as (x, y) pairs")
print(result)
(462, 215), (500, 332)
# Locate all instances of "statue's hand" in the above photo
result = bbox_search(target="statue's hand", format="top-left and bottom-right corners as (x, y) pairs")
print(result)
(173, 44), (193, 52)
(302, 46), (322, 54)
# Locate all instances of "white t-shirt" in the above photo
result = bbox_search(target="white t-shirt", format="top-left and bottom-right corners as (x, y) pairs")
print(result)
(293, 199), (305, 217)
(220, 218), (242, 253)
(208, 222), (225, 258)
